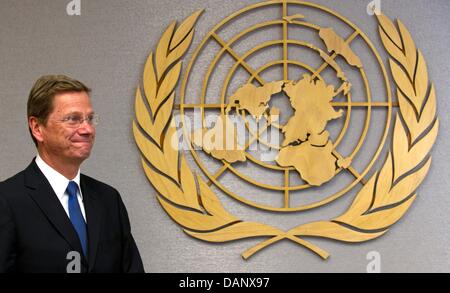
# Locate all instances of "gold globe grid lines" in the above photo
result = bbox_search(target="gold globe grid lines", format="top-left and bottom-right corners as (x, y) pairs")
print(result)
(179, 0), (393, 212)
(229, 40), (351, 160)
(226, 41), (352, 170)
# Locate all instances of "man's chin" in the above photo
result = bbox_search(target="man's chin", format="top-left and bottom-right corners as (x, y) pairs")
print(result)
(74, 149), (92, 161)
(68, 143), (94, 163)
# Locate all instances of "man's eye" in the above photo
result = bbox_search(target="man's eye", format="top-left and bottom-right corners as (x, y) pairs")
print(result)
(67, 116), (81, 122)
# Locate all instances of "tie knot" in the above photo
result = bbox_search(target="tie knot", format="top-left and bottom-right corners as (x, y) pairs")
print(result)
(67, 181), (79, 198)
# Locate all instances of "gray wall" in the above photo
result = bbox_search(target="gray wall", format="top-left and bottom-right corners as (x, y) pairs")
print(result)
(1, 0), (449, 272)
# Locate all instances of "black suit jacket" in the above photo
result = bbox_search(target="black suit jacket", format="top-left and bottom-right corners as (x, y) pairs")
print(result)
(0, 160), (144, 273)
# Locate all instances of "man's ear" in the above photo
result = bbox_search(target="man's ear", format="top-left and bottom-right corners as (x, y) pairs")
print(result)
(29, 117), (44, 143)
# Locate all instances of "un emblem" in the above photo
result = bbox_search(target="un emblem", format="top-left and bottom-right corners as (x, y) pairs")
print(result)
(133, 0), (438, 260)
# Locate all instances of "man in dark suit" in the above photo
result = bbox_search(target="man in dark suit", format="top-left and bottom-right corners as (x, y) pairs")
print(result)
(0, 75), (144, 273)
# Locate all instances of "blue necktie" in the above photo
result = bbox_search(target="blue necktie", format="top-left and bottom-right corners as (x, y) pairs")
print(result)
(67, 181), (88, 257)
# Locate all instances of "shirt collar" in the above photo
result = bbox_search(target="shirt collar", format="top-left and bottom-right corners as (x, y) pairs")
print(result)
(35, 154), (82, 200)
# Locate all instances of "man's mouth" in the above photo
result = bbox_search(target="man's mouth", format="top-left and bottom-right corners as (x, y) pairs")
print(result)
(72, 140), (92, 145)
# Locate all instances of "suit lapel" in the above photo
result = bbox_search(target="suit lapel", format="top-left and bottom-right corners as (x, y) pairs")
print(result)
(24, 160), (88, 266)
(81, 175), (103, 269)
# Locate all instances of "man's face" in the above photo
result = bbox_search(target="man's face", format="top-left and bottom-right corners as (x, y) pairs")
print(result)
(39, 91), (96, 165)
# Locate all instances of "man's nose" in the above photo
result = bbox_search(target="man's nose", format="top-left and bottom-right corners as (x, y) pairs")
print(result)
(77, 120), (95, 134)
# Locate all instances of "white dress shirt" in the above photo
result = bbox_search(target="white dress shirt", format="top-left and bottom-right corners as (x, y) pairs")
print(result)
(35, 154), (87, 222)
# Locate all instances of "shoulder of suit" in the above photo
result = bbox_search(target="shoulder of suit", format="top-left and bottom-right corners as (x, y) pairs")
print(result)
(0, 169), (28, 204)
(0, 169), (27, 190)
(80, 173), (120, 195)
